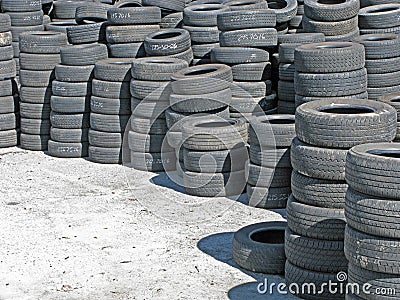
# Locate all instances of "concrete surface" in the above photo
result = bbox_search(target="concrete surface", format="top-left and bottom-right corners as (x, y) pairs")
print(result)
(0, 147), (293, 300)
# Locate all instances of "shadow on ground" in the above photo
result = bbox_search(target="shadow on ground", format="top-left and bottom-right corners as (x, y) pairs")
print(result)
(197, 232), (296, 299)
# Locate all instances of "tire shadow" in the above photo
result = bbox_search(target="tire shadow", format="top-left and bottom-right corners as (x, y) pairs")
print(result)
(197, 232), (296, 300)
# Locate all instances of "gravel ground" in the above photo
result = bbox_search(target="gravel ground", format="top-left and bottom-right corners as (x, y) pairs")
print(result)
(0, 147), (293, 300)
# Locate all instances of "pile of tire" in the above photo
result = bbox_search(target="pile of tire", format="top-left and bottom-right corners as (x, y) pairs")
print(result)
(142, 0), (185, 31)
(286, 98), (397, 299)
(1, 0), (45, 76)
(89, 57), (132, 164)
(128, 57), (187, 171)
(247, 114), (295, 209)
(378, 92), (400, 142)
(277, 32), (325, 113)
(182, 4), (228, 65)
(294, 42), (368, 107)
(358, 3), (400, 35)
(19, 31), (67, 151)
(49, 44), (108, 158)
(0, 14), (18, 149)
(144, 28), (193, 64)
(181, 116), (248, 197)
(264, 0), (298, 36)
(302, 0), (360, 41)
(213, 8), (278, 119)
(354, 34), (400, 100)
(106, 5), (161, 58)
(344, 143), (400, 300)
(66, 2), (109, 45)
(167, 64), (232, 184)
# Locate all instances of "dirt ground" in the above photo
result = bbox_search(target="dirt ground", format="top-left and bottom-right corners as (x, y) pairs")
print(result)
(0, 147), (294, 300)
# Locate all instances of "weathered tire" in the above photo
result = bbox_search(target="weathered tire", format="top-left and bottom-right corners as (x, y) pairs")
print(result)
(219, 28), (278, 47)
(304, 0), (359, 22)
(132, 57), (188, 81)
(48, 140), (88, 158)
(246, 185), (291, 209)
(107, 7), (161, 25)
(359, 4), (400, 29)
(217, 9), (276, 31)
(20, 133), (49, 151)
(60, 44), (108, 66)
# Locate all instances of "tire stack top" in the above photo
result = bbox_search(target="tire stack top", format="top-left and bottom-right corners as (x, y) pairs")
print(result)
(45, 0), (80, 33)
(0, 14), (18, 149)
(277, 32), (325, 114)
(19, 31), (67, 151)
(213, 8), (278, 119)
(358, 3), (400, 35)
(302, 0), (360, 41)
(247, 114), (296, 209)
(49, 43), (108, 157)
(128, 57), (188, 171)
(354, 34), (400, 100)
(182, 3), (228, 65)
(106, 5), (161, 58)
(88, 57), (133, 163)
(1, 0), (45, 77)
(344, 143), (400, 300)
(286, 98), (397, 299)
(294, 41), (368, 106)
(143, 0), (185, 30)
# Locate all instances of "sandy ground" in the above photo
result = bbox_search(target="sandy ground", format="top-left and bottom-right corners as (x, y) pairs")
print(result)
(0, 147), (294, 300)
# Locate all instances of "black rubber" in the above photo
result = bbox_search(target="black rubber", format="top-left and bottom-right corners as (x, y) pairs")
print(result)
(94, 58), (133, 82)
(304, 0), (359, 22)
(66, 22), (107, 45)
(183, 4), (228, 27)
(60, 44), (108, 66)
(144, 29), (191, 56)
(247, 185), (291, 209)
(359, 4), (400, 29)
(90, 113), (130, 133)
(55, 65), (95, 82)
(217, 9), (276, 31)
(19, 31), (68, 54)
(48, 140), (89, 158)
(353, 34), (400, 59)
(232, 221), (287, 274)
(106, 24), (160, 44)
(211, 46), (269, 64)
(219, 28), (278, 47)
(107, 7), (161, 25)
(132, 57), (188, 81)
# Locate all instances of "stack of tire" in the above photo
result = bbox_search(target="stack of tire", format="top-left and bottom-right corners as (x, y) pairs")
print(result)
(358, 4), (400, 35)
(288, 0), (305, 33)
(144, 28), (193, 64)
(354, 34), (400, 100)
(182, 4), (228, 65)
(277, 32), (325, 113)
(1, 0), (45, 76)
(106, 6), (161, 59)
(294, 42), (368, 108)
(344, 143), (400, 300)
(0, 14), (18, 149)
(302, 0), (360, 41)
(378, 92), (400, 142)
(181, 115), (248, 197)
(52, 0), (82, 22)
(89, 57), (132, 164)
(19, 31), (67, 151)
(214, 9), (277, 118)
(66, 2), (109, 45)
(247, 114), (295, 209)
(286, 98), (397, 299)
(48, 44), (108, 158)
(128, 57), (188, 172)
(167, 64), (232, 183)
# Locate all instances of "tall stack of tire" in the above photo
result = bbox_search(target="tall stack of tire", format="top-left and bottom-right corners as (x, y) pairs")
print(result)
(0, 14), (18, 149)
(214, 9), (278, 118)
(354, 34), (400, 100)
(277, 33), (325, 113)
(358, 4), (400, 35)
(302, 0), (360, 41)
(144, 28), (193, 64)
(182, 4), (228, 65)
(1, 0), (45, 77)
(19, 31), (67, 151)
(294, 42), (368, 107)
(88, 57), (132, 163)
(66, 2), (109, 45)
(344, 142), (400, 300)
(247, 114), (296, 209)
(378, 92), (400, 142)
(128, 57), (188, 171)
(48, 44), (108, 157)
(286, 98), (397, 299)
(167, 64), (233, 184)
(106, 6), (161, 58)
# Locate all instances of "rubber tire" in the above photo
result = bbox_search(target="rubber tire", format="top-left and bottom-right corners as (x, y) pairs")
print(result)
(304, 0), (359, 22)
(48, 140), (88, 158)
(219, 28), (278, 47)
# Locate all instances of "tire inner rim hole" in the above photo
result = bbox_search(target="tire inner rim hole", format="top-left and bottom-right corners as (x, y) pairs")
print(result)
(119, 3), (142, 7)
(264, 118), (295, 125)
(267, 0), (286, 9)
(152, 32), (181, 40)
(369, 6), (399, 13)
(110, 61), (132, 65)
(367, 149), (400, 159)
(193, 6), (222, 11)
(364, 36), (393, 41)
(185, 68), (218, 76)
(318, 105), (375, 114)
(195, 121), (235, 128)
(317, 0), (346, 5)
(230, 1), (259, 7)
(316, 44), (350, 49)
(250, 229), (285, 244)
(390, 96), (400, 103)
